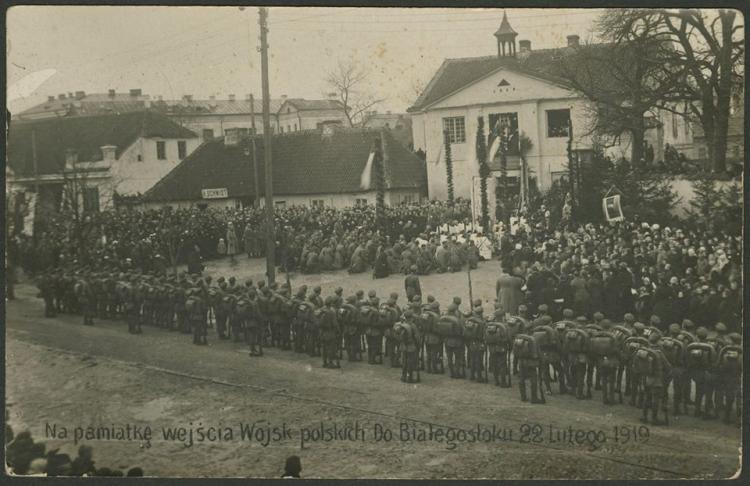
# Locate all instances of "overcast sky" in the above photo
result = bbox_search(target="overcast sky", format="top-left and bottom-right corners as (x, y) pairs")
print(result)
(7, 7), (607, 114)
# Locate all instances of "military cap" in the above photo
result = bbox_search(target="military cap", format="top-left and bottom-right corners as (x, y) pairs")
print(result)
(219, 281), (228, 288)
(368, 290), (377, 298)
(695, 327), (708, 339)
(633, 322), (646, 332)
(412, 294), (422, 303)
(727, 332), (741, 344)
(473, 299), (483, 308)
(403, 310), (414, 319)
(427, 295), (435, 303)
(623, 313), (635, 323)
(447, 303), (458, 313)
(562, 308), (574, 318)
(390, 292), (399, 300)
(648, 331), (661, 344)
(538, 304), (549, 313)
(429, 302), (440, 312)
(248, 289), (257, 297)
(518, 304), (528, 313)
(245, 279), (253, 287)
(410, 265), (418, 272)
(270, 282), (278, 290)
(541, 315), (553, 325)
(715, 322), (727, 333)
(576, 316), (588, 324)
(335, 287), (344, 295)
(314, 286), (322, 293)
(346, 295), (357, 304)
(650, 315), (661, 326)
(299, 285), (308, 292)
(217, 276), (226, 283)
(258, 281), (266, 288)
(681, 319), (694, 329)
(356, 289), (364, 297)
(453, 297), (462, 305)
(668, 323), (681, 334)
(593, 312), (604, 320)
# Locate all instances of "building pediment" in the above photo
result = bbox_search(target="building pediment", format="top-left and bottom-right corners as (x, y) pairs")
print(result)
(429, 66), (578, 111)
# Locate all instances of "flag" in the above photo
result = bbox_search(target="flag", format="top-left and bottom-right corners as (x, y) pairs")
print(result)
(487, 119), (503, 162)
(360, 151), (374, 190)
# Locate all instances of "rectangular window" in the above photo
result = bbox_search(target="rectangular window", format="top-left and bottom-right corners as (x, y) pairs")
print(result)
(202, 129), (214, 140)
(178, 141), (187, 159)
(275, 200), (287, 209)
(83, 187), (100, 213)
(683, 118), (690, 137)
(546, 109), (570, 138)
(732, 145), (740, 158)
(355, 198), (368, 208)
(401, 194), (416, 205)
(156, 141), (166, 160)
(489, 112), (520, 155)
(311, 199), (324, 208)
(442, 116), (466, 144)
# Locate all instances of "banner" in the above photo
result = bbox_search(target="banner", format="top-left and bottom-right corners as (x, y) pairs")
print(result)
(602, 195), (624, 222)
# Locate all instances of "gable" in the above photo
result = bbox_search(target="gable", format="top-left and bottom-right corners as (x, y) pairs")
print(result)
(429, 67), (578, 110)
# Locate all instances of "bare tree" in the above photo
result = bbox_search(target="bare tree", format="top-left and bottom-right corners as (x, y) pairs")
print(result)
(326, 59), (385, 127)
(652, 9), (744, 173)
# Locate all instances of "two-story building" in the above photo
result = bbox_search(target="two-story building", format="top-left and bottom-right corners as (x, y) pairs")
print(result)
(276, 98), (347, 134)
(6, 111), (200, 214)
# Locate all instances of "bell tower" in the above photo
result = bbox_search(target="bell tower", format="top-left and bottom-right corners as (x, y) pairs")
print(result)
(494, 11), (518, 58)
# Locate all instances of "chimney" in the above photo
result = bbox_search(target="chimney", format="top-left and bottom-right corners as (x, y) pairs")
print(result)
(567, 35), (580, 48)
(108, 89), (116, 98)
(228, 94), (236, 102)
(100, 145), (117, 162)
(58, 93), (66, 100)
(48, 96), (55, 102)
(75, 90), (86, 99)
(130, 88), (142, 97)
(183, 94), (193, 102)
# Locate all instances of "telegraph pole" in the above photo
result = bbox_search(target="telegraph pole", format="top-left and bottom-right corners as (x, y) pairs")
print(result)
(259, 6), (275, 283)
(249, 94), (260, 208)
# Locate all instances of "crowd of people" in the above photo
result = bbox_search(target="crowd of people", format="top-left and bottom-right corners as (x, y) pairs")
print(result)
(16, 200), (474, 277)
(5, 413), (143, 477)
(33, 204), (742, 428)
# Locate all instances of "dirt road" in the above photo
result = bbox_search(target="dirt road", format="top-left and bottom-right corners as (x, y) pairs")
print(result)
(5, 262), (741, 479)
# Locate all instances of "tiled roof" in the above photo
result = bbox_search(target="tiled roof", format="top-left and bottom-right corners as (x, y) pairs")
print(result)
(7, 111), (197, 177)
(408, 43), (629, 112)
(143, 128), (426, 202)
(151, 98), (284, 116)
(281, 99), (344, 111)
(15, 93), (151, 119)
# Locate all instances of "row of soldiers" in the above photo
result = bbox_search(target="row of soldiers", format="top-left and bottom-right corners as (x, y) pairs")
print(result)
(36, 269), (742, 423)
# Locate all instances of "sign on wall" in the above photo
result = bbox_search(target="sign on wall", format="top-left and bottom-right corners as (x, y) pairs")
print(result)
(201, 188), (228, 199)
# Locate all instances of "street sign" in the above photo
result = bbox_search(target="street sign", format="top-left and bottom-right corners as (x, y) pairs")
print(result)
(201, 188), (228, 199)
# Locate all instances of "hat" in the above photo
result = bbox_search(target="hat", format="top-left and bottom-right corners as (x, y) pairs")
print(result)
(668, 323), (681, 333)
(562, 308), (574, 318)
(681, 319), (694, 329)
(517, 304), (527, 313)
(696, 327), (708, 339)
(715, 322), (727, 333)
(623, 313), (635, 323)
(650, 315), (661, 325)
(593, 312), (604, 320)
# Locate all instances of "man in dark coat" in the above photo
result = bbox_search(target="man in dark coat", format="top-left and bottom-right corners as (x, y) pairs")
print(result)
(404, 266), (422, 303)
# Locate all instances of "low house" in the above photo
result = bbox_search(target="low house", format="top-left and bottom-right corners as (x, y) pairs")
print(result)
(6, 111), (199, 214)
(142, 126), (426, 210)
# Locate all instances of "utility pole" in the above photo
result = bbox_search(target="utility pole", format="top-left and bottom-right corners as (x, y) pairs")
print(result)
(259, 6), (275, 284)
(249, 94), (260, 208)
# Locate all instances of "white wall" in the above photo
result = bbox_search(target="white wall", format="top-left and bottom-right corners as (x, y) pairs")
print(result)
(277, 108), (348, 132)
(111, 136), (200, 196)
(412, 67), (594, 200)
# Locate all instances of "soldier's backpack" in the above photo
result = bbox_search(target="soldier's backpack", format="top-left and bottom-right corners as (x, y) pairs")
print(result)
(420, 311), (439, 334)
(659, 337), (685, 367)
(74, 280), (88, 299)
(379, 305), (399, 331)
(532, 325), (557, 351)
(612, 325), (634, 346)
(298, 301), (314, 321)
(564, 328), (589, 354)
(339, 303), (358, 332)
(392, 321), (411, 344)
(554, 320), (574, 335)
(632, 347), (661, 377)
(513, 334), (539, 359)
(484, 322), (509, 346)
(435, 315), (462, 338)
(219, 295), (234, 315)
(359, 305), (378, 329)
(235, 298), (251, 318)
(506, 316), (527, 337)
(584, 324), (603, 335)
(717, 345), (742, 373)
(185, 295), (201, 317)
(622, 336), (649, 363)
(463, 317), (484, 341)
(686, 342), (716, 369)
(589, 332), (617, 358)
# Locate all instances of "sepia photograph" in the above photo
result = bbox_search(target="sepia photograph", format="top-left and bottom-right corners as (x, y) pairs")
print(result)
(4, 4), (745, 480)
